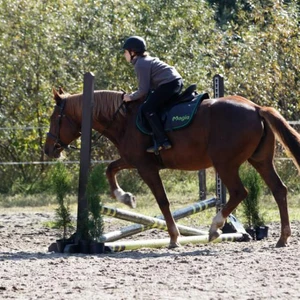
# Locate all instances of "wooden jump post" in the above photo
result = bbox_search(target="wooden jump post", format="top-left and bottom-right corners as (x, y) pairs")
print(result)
(76, 72), (94, 242)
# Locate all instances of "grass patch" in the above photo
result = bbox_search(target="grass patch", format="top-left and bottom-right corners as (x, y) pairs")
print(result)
(1, 191), (299, 230)
(0, 194), (57, 208)
(0, 168), (299, 230)
(43, 220), (61, 229)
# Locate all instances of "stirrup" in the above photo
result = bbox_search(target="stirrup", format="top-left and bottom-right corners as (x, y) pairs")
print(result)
(146, 140), (172, 154)
(161, 140), (172, 150)
(146, 144), (159, 154)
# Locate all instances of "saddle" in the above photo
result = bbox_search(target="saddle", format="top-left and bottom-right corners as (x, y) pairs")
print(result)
(136, 84), (209, 135)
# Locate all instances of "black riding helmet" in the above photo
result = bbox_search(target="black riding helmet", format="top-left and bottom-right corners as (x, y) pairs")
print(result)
(122, 36), (146, 53)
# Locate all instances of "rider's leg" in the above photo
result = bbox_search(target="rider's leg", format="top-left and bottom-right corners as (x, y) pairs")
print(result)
(144, 112), (172, 153)
(141, 79), (183, 153)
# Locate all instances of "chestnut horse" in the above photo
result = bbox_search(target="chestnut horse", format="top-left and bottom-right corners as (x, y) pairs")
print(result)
(44, 88), (300, 248)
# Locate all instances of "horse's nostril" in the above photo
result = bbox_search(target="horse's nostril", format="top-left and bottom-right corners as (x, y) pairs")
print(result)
(54, 143), (62, 150)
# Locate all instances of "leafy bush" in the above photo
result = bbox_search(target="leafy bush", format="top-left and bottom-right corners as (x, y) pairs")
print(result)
(86, 164), (107, 240)
(239, 163), (264, 227)
(51, 162), (73, 240)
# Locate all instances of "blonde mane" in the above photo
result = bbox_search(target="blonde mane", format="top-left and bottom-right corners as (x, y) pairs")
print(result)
(67, 90), (125, 120)
(93, 90), (125, 119)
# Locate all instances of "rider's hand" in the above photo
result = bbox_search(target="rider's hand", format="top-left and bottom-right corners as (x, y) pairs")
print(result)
(123, 94), (132, 102)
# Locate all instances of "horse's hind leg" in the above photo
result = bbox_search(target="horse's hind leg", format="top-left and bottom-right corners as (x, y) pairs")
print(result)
(106, 158), (136, 208)
(249, 158), (290, 247)
(209, 165), (248, 241)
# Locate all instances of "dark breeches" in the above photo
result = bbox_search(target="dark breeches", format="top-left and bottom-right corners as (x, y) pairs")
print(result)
(141, 78), (183, 115)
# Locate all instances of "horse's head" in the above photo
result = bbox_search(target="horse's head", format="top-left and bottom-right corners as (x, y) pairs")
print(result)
(44, 88), (81, 158)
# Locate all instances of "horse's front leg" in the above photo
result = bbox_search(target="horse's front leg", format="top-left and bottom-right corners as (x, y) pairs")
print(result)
(138, 168), (180, 248)
(106, 158), (136, 208)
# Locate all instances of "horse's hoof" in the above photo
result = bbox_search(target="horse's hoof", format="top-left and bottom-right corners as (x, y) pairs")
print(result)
(168, 241), (180, 249)
(275, 240), (288, 248)
(209, 230), (220, 242)
(123, 193), (136, 209)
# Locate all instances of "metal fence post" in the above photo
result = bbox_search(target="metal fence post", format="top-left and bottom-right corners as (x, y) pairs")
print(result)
(213, 74), (227, 211)
(198, 170), (206, 200)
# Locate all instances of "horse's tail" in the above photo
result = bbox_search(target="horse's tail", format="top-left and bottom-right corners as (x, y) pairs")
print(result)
(259, 107), (300, 173)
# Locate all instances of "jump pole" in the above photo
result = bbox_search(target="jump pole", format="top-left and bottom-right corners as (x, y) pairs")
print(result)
(100, 205), (210, 237)
(105, 233), (244, 252)
(100, 197), (217, 242)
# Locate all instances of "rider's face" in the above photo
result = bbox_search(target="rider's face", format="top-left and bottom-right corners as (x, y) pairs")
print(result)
(124, 50), (132, 62)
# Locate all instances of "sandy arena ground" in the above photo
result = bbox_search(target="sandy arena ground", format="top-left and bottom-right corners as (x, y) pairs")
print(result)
(0, 209), (300, 299)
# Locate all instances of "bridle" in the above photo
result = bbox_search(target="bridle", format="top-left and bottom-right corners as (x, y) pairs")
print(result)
(46, 99), (80, 151)
(47, 92), (126, 151)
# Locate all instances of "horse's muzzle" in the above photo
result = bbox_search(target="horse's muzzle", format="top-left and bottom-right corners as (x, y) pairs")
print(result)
(44, 143), (62, 159)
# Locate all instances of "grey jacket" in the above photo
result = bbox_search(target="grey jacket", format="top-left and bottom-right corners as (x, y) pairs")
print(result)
(129, 55), (182, 100)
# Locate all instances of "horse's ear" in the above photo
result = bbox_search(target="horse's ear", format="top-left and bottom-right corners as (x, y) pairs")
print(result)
(52, 87), (62, 105)
(58, 87), (65, 94)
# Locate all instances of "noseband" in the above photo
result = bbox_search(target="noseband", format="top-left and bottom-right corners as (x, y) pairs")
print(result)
(47, 99), (80, 151)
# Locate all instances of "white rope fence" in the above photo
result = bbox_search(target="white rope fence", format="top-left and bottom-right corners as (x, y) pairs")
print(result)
(0, 120), (299, 131)
(0, 160), (113, 165)
(0, 126), (48, 130)
(0, 158), (293, 166)
(0, 121), (298, 165)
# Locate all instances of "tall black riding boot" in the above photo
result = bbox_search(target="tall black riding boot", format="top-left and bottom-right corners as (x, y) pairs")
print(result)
(145, 112), (172, 153)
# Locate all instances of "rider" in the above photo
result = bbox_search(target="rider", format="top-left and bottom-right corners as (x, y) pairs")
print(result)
(122, 36), (183, 153)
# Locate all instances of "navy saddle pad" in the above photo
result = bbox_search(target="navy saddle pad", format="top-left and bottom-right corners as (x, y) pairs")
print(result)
(136, 93), (209, 135)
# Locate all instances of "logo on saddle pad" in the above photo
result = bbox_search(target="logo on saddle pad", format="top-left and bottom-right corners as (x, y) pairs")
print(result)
(172, 115), (190, 122)
(136, 93), (209, 135)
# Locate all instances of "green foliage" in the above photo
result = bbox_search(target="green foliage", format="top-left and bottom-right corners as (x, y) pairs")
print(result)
(86, 164), (106, 240)
(0, 0), (299, 195)
(51, 163), (72, 201)
(220, 1), (300, 119)
(275, 159), (300, 194)
(0, 193), (55, 208)
(51, 162), (73, 239)
(117, 169), (148, 195)
(240, 163), (264, 227)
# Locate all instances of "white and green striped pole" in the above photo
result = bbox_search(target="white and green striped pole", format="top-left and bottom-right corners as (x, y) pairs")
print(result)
(105, 233), (244, 252)
(100, 197), (217, 242)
